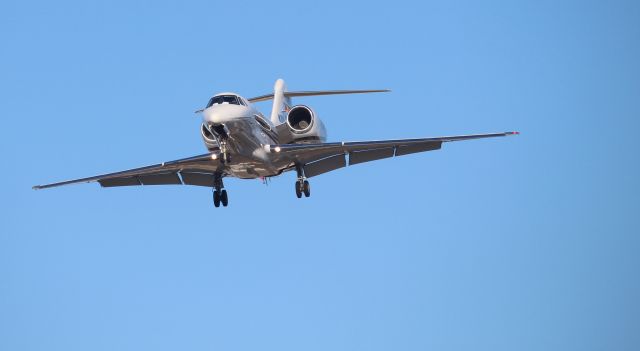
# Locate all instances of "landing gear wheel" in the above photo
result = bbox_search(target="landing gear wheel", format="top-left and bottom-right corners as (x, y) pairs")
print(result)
(213, 190), (221, 207)
(295, 181), (302, 198)
(303, 180), (310, 197)
(220, 189), (228, 207)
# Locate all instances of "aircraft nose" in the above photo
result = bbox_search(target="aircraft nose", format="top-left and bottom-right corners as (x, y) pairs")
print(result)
(203, 105), (251, 124)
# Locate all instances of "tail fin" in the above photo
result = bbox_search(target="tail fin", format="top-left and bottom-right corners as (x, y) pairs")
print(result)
(269, 79), (291, 124)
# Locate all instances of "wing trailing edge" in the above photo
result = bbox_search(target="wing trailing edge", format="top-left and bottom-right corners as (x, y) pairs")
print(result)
(268, 131), (519, 177)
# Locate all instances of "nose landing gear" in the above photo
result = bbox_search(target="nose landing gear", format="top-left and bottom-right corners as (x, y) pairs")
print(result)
(213, 189), (228, 207)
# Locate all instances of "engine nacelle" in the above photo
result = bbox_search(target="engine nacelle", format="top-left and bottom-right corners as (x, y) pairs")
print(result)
(285, 105), (326, 143)
(200, 123), (219, 151)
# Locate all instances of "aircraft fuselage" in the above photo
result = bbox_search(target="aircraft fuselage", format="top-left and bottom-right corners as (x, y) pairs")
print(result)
(201, 98), (291, 179)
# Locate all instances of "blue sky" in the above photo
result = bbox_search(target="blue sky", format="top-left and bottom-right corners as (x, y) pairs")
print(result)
(1, 1), (639, 350)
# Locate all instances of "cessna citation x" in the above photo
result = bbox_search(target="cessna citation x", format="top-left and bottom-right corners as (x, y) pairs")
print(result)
(33, 79), (518, 207)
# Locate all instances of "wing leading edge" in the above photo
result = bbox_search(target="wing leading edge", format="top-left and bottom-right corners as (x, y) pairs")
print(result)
(270, 131), (519, 178)
(33, 132), (518, 189)
(32, 152), (223, 190)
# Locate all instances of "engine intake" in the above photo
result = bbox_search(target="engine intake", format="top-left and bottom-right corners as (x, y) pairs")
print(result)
(201, 123), (216, 142)
(287, 105), (314, 133)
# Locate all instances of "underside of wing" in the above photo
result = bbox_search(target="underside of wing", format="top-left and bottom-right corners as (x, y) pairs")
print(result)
(33, 152), (224, 190)
(270, 132), (519, 177)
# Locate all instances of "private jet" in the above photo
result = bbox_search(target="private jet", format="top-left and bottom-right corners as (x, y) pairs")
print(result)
(33, 79), (518, 207)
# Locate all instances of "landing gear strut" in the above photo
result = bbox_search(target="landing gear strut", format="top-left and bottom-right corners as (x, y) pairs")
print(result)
(219, 139), (231, 164)
(294, 165), (310, 198)
(212, 173), (229, 207)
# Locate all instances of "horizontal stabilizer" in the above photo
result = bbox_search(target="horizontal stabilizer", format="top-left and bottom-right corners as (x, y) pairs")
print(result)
(248, 89), (390, 103)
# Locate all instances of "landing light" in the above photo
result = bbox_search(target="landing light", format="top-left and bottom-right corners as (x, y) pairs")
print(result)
(211, 154), (218, 160)
(274, 146), (281, 152)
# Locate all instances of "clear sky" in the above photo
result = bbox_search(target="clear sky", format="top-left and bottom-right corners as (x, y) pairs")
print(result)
(1, 1), (639, 350)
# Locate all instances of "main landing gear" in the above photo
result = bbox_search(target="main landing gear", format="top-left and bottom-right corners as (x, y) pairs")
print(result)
(212, 173), (228, 207)
(294, 166), (311, 198)
(295, 179), (310, 198)
(213, 189), (228, 207)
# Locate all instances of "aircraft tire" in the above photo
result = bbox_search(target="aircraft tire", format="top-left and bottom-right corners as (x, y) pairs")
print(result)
(303, 180), (310, 197)
(213, 190), (221, 207)
(295, 181), (302, 198)
(221, 189), (229, 207)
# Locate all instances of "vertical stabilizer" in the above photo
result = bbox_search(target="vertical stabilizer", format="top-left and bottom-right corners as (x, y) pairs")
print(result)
(270, 79), (291, 124)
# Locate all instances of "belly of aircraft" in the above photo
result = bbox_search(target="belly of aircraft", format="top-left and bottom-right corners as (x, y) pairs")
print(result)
(221, 118), (291, 179)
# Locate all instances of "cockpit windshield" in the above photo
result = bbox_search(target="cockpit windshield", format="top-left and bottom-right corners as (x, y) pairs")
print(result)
(207, 95), (240, 108)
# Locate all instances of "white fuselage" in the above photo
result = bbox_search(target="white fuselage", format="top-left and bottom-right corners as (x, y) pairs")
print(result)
(200, 92), (325, 179)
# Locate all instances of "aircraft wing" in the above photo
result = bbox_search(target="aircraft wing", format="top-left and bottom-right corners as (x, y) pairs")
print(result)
(33, 152), (223, 190)
(271, 132), (518, 178)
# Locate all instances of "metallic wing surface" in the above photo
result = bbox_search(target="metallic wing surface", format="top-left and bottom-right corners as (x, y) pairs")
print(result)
(33, 152), (223, 189)
(270, 132), (518, 177)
